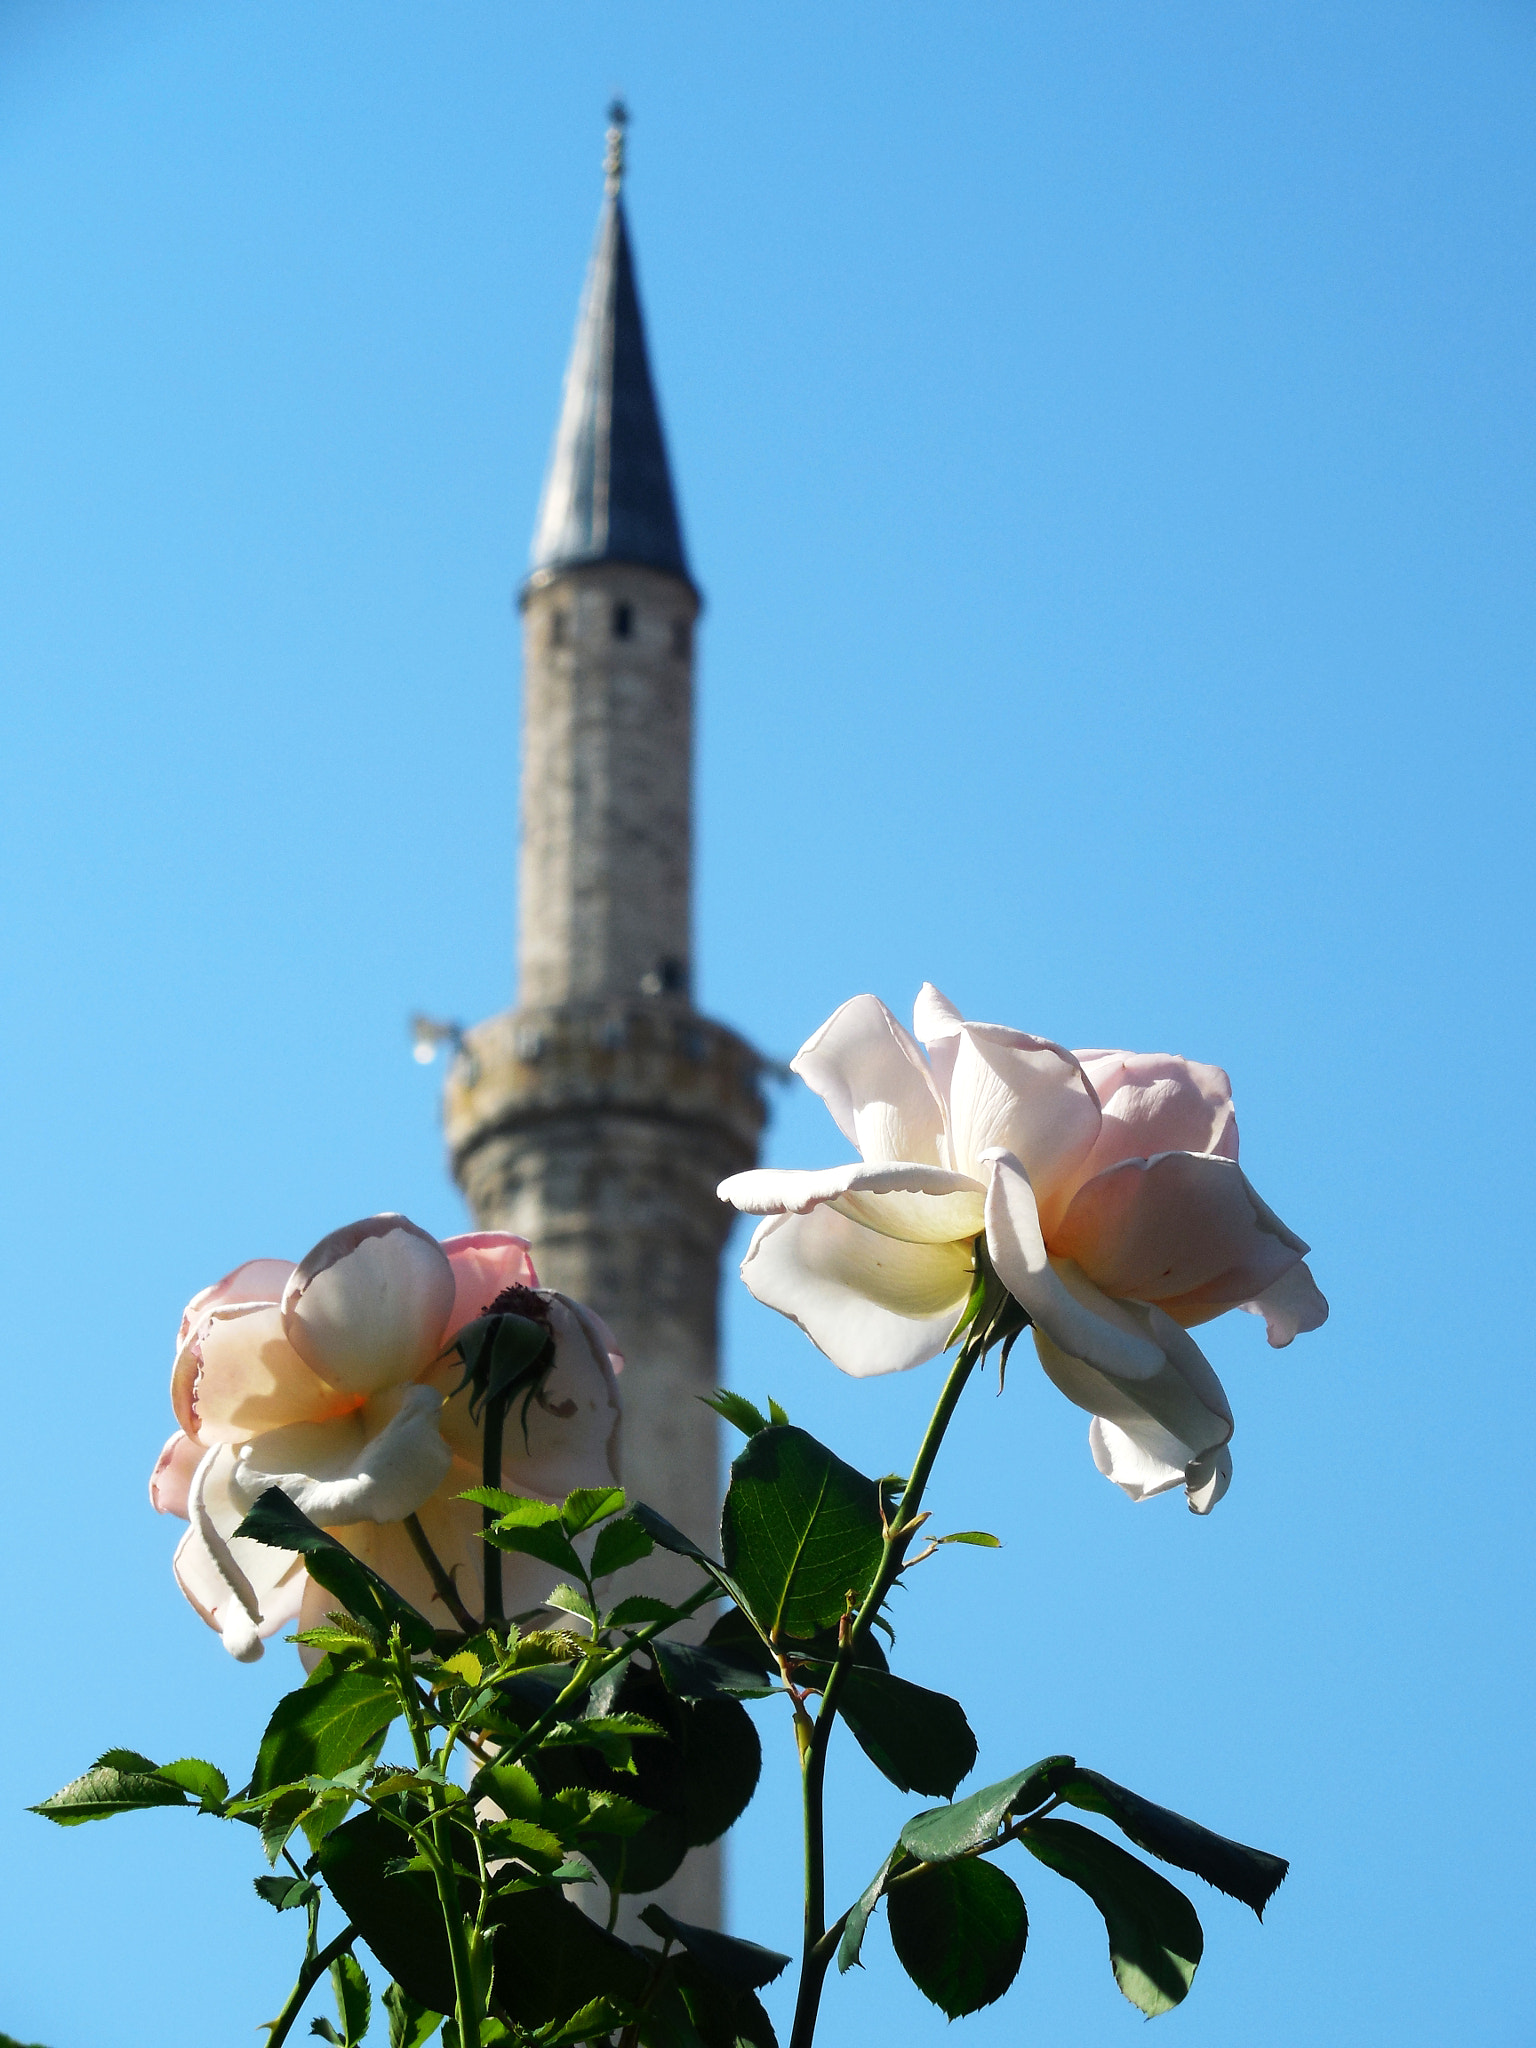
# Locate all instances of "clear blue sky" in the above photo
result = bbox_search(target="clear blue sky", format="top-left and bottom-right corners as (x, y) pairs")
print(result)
(2, 4), (1532, 2043)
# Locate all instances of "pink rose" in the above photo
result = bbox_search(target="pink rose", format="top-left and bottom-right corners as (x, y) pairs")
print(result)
(151, 1218), (621, 1658)
(720, 986), (1327, 1514)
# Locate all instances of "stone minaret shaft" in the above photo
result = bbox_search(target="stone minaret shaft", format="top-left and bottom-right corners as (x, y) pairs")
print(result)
(443, 113), (763, 1928)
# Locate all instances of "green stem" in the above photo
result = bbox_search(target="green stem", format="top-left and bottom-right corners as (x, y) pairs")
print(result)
(394, 1638), (485, 2048)
(406, 1511), (480, 1635)
(263, 1926), (357, 2048)
(787, 1339), (983, 2048)
(482, 1391), (508, 1625)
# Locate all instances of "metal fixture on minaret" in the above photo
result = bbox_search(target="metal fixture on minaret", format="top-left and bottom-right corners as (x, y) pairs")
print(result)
(441, 111), (765, 1925)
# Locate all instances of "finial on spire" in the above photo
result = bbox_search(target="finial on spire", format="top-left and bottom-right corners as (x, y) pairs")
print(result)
(604, 99), (628, 197)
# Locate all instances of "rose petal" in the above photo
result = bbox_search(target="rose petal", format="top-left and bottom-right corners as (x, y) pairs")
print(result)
(981, 1152), (1165, 1382)
(180, 1302), (347, 1446)
(1240, 1260), (1329, 1346)
(912, 982), (966, 1102)
(1050, 1151), (1306, 1321)
(1034, 1287), (1234, 1505)
(231, 1384), (453, 1525)
(792, 995), (947, 1166)
(442, 1232), (542, 1341)
(737, 1208), (972, 1377)
(149, 1430), (201, 1518)
(1073, 1052), (1238, 1183)
(1088, 1418), (1233, 1515)
(176, 1258), (294, 1352)
(949, 1027), (1102, 1226)
(720, 1162), (985, 1244)
(555, 1294), (625, 1377)
(174, 1444), (307, 1661)
(282, 1215), (455, 1395)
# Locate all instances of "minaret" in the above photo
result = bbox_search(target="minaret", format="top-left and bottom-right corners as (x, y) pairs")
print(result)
(442, 109), (765, 1922)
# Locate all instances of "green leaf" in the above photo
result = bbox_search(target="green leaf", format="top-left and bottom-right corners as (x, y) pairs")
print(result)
(545, 1584), (598, 1628)
(481, 1523), (581, 1581)
(766, 1398), (790, 1427)
(590, 1514), (655, 1580)
(329, 1951), (372, 2046)
(651, 1641), (776, 1703)
(899, 1756), (1075, 1862)
(250, 1669), (400, 1797)
(886, 1856), (1027, 2018)
(605, 1595), (679, 1629)
(936, 1530), (1001, 1548)
(235, 1489), (434, 1651)
(488, 1884), (648, 2028)
(837, 1848), (901, 1975)
(702, 1390), (771, 1439)
(318, 1809), (459, 2015)
(543, 1714), (664, 1768)
(383, 1983), (441, 2048)
(561, 1485), (627, 1534)
(254, 1874), (318, 1912)
(529, 1668), (761, 1895)
(1022, 1817), (1203, 2016)
(260, 1784), (316, 1866)
(471, 1759), (545, 1821)
(577, 1792), (655, 1838)
(720, 1426), (884, 1641)
(639, 1906), (790, 1995)
(156, 1758), (229, 1811)
(1058, 1769), (1289, 1918)
(31, 1754), (189, 1825)
(483, 1817), (568, 1868)
(808, 1668), (976, 1799)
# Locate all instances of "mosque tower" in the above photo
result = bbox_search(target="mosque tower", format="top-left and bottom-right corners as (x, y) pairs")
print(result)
(441, 109), (765, 1915)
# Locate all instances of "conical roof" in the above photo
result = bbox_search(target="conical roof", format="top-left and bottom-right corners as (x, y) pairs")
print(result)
(528, 187), (692, 588)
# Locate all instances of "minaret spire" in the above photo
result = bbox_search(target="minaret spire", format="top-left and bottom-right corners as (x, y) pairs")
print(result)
(604, 98), (626, 196)
(529, 105), (692, 592)
(444, 111), (765, 1930)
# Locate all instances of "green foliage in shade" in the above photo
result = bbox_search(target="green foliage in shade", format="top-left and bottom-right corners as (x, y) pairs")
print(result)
(637, 1906), (790, 1995)
(898, 1757), (1074, 1861)
(249, 1668), (399, 1797)
(1022, 1818), (1204, 2017)
(234, 1489), (434, 1651)
(650, 1639), (777, 1702)
(1058, 1770), (1289, 1916)
(527, 1667), (761, 1895)
(383, 1982), (441, 2048)
(490, 1888), (648, 2028)
(318, 1808), (459, 2015)
(0, 2033), (50, 2048)
(885, 1857), (1028, 2018)
(809, 1667), (976, 1798)
(31, 1752), (195, 1825)
(720, 1426), (885, 1641)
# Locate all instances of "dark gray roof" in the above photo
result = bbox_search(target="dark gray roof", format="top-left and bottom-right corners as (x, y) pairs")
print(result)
(528, 193), (692, 588)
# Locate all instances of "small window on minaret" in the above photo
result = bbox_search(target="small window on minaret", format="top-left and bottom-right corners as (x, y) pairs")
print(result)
(549, 610), (569, 648)
(612, 601), (634, 640)
(670, 618), (691, 658)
